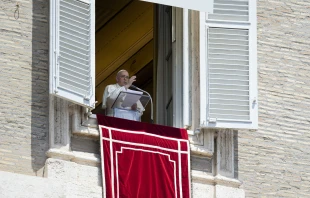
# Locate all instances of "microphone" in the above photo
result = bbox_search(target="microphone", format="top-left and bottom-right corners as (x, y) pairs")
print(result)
(130, 85), (153, 124)
(130, 85), (140, 90)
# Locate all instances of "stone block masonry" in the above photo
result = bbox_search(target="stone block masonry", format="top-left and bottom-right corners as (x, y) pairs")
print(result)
(237, 0), (310, 197)
(0, 0), (310, 197)
(0, 0), (49, 176)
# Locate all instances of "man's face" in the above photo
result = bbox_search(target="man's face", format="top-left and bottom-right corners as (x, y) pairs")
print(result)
(116, 71), (129, 86)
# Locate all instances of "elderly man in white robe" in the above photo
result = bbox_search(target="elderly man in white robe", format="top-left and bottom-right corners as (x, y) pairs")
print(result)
(102, 70), (144, 120)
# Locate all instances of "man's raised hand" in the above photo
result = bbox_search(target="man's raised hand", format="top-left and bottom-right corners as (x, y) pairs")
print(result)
(126, 76), (136, 89)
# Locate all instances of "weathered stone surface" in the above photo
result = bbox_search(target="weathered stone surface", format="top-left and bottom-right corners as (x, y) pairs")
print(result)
(192, 182), (214, 198)
(0, 158), (103, 198)
(45, 158), (102, 198)
(0, 0), (49, 176)
(237, 0), (310, 197)
(215, 185), (245, 198)
(0, 170), (64, 198)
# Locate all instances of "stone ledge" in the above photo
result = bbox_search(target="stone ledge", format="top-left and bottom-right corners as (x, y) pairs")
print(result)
(46, 148), (100, 167)
(72, 125), (99, 138)
(191, 170), (242, 188)
(190, 144), (214, 157)
(214, 175), (243, 188)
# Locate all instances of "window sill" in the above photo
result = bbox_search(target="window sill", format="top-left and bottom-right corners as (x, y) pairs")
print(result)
(46, 148), (100, 167)
(73, 114), (214, 157)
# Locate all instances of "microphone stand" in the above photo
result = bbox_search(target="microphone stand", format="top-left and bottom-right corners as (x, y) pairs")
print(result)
(130, 85), (153, 124)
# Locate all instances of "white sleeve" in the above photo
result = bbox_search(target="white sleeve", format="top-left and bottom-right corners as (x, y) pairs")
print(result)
(102, 85), (126, 109)
(102, 86), (109, 109)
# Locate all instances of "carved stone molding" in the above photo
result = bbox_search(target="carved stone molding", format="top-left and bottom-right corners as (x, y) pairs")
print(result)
(71, 105), (99, 138)
(216, 129), (234, 178)
(191, 170), (242, 188)
(189, 129), (215, 157)
(49, 96), (70, 150)
(46, 148), (100, 167)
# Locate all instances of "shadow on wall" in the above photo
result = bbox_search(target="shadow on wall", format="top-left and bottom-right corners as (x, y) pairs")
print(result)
(234, 131), (239, 179)
(31, 1), (50, 176)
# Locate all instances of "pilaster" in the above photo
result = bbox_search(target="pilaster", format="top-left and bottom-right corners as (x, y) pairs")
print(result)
(216, 129), (234, 178)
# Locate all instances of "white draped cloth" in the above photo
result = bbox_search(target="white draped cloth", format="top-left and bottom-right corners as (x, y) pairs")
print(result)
(102, 83), (144, 117)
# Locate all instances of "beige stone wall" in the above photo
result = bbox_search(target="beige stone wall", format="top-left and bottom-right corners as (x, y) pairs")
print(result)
(1, 0), (310, 197)
(238, 0), (310, 197)
(0, 158), (103, 198)
(0, 0), (49, 176)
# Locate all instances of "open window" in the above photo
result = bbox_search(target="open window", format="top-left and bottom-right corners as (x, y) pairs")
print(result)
(93, 0), (155, 123)
(49, 0), (257, 129)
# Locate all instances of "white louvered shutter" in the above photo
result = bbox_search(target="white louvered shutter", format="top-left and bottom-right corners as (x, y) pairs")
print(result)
(200, 0), (258, 129)
(50, 0), (95, 108)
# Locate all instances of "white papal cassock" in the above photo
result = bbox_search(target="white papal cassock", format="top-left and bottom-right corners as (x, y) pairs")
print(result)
(102, 83), (144, 118)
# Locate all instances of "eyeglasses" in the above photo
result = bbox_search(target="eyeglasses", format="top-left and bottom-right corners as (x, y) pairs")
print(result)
(120, 75), (129, 80)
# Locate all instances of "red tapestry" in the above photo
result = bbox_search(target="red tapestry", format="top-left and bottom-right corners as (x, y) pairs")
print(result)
(97, 115), (191, 198)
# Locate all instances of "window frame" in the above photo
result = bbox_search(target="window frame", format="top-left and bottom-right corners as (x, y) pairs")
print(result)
(141, 0), (214, 13)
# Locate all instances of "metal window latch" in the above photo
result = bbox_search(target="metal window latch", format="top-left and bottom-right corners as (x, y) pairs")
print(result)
(187, 128), (201, 136)
(85, 107), (92, 117)
(208, 118), (217, 123)
(194, 128), (201, 135)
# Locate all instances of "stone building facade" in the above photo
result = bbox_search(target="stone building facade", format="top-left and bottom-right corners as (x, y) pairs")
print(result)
(0, 0), (310, 197)
(238, 1), (310, 197)
(0, 0), (49, 176)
